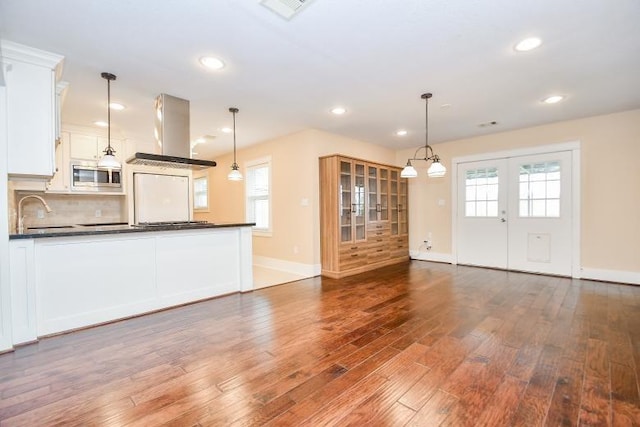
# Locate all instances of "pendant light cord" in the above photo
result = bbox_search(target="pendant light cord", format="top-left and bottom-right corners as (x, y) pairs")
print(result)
(422, 92), (434, 159)
(229, 107), (239, 166)
(101, 72), (117, 155)
(232, 109), (237, 163)
(107, 77), (111, 150)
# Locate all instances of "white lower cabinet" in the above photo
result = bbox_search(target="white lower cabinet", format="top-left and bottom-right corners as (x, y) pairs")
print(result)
(9, 240), (37, 345)
(9, 226), (253, 341)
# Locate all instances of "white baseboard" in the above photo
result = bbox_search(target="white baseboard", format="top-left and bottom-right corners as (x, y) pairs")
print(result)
(253, 255), (320, 278)
(409, 250), (453, 264)
(580, 267), (640, 285)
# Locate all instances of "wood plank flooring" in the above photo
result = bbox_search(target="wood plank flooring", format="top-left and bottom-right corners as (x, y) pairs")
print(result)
(1, 261), (640, 426)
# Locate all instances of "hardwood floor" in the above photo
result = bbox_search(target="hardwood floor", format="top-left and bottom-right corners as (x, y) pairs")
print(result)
(1, 261), (640, 426)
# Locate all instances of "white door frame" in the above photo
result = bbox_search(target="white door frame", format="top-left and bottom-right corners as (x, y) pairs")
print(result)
(451, 141), (581, 278)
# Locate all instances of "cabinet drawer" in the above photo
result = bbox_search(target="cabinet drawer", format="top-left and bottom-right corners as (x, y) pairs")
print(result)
(390, 236), (408, 246)
(339, 251), (368, 269)
(390, 235), (408, 258)
(367, 246), (390, 262)
(340, 244), (362, 256)
(367, 228), (390, 240)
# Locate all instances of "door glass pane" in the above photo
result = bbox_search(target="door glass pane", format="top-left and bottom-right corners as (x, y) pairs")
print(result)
(547, 199), (560, 217)
(477, 201), (487, 216)
(466, 201), (476, 216)
(519, 160), (561, 218)
(464, 167), (498, 217)
(532, 200), (546, 216)
(530, 181), (545, 198)
(547, 180), (560, 198)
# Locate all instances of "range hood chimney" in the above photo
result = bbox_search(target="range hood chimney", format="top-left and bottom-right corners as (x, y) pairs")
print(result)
(126, 94), (216, 170)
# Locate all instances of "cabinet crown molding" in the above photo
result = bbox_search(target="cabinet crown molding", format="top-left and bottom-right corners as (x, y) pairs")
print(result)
(1, 40), (64, 71)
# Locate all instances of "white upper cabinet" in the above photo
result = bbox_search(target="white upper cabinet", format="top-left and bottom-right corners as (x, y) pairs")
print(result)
(69, 133), (124, 162)
(1, 40), (64, 179)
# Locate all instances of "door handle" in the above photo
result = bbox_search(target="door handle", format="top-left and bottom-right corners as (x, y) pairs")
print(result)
(352, 204), (356, 213)
(501, 218), (506, 223)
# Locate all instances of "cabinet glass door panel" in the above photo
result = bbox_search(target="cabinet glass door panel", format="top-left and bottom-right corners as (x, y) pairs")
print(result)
(390, 170), (399, 234)
(379, 168), (389, 221)
(399, 178), (408, 234)
(368, 166), (378, 222)
(339, 160), (353, 242)
(354, 162), (366, 240)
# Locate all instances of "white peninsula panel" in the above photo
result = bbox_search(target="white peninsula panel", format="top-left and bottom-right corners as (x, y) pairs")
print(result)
(156, 229), (240, 303)
(10, 225), (254, 340)
(35, 235), (157, 335)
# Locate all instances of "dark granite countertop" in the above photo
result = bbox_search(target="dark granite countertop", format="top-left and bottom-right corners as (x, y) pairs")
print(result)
(9, 222), (255, 240)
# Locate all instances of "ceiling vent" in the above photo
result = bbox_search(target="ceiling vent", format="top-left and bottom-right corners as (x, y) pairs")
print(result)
(260, 0), (313, 19)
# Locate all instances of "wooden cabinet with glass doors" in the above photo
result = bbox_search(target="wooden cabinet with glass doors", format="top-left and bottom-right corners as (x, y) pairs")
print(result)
(320, 154), (409, 278)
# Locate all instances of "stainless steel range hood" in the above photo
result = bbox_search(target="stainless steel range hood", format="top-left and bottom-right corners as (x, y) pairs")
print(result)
(126, 94), (216, 170)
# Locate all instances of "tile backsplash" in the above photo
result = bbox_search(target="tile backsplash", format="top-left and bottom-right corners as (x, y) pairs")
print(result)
(10, 190), (126, 233)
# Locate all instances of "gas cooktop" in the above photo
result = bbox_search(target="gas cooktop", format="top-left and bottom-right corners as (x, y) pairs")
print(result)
(134, 221), (210, 227)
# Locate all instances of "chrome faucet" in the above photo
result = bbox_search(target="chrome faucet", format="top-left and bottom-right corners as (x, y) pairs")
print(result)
(17, 195), (52, 234)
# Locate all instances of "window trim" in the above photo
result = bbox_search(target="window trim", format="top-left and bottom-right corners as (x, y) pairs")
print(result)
(193, 175), (209, 212)
(245, 156), (272, 236)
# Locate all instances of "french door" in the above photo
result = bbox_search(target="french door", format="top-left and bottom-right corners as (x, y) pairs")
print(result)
(456, 150), (573, 276)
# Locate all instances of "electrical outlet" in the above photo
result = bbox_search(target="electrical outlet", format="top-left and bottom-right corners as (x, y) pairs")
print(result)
(423, 239), (432, 251)
(293, 245), (299, 254)
(37, 209), (45, 219)
(95, 209), (102, 218)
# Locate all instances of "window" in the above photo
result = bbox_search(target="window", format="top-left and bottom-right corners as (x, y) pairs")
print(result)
(193, 176), (208, 210)
(519, 161), (561, 217)
(465, 167), (499, 217)
(246, 157), (271, 233)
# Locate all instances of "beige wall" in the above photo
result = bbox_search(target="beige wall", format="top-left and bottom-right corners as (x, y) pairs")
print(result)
(197, 109), (640, 276)
(194, 129), (396, 267)
(398, 108), (640, 274)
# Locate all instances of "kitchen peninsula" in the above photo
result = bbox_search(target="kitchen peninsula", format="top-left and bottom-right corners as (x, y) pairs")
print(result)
(9, 223), (254, 345)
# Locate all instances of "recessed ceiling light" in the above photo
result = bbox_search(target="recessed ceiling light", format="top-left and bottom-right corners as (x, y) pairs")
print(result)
(109, 102), (125, 110)
(199, 56), (225, 70)
(94, 120), (108, 127)
(514, 37), (542, 52)
(331, 106), (347, 115)
(542, 95), (564, 104)
(221, 127), (233, 133)
(395, 129), (408, 136)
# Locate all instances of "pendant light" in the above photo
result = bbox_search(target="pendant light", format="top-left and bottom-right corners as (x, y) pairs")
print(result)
(97, 72), (121, 169)
(227, 107), (243, 181)
(400, 93), (446, 178)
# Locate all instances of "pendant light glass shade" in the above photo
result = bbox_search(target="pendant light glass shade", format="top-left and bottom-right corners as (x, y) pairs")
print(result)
(401, 93), (445, 179)
(98, 72), (121, 169)
(400, 161), (418, 178)
(228, 164), (243, 181)
(427, 160), (447, 177)
(227, 107), (243, 181)
(97, 151), (120, 169)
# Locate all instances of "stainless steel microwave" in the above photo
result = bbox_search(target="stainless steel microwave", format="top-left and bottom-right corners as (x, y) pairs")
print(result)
(71, 162), (122, 192)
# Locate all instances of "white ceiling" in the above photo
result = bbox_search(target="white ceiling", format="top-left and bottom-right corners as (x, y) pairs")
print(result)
(1, 0), (639, 161)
